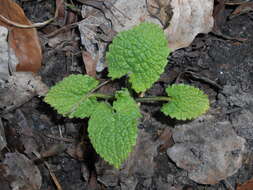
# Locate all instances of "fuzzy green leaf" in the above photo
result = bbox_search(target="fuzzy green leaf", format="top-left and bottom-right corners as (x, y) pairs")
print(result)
(161, 84), (209, 120)
(107, 22), (170, 93)
(88, 89), (141, 168)
(44, 74), (99, 118)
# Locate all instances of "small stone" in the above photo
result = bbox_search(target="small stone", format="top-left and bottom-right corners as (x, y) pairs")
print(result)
(167, 115), (246, 184)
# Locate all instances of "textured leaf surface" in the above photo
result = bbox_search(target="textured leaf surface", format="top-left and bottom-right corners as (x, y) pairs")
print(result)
(161, 84), (209, 120)
(44, 74), (99, 118)
(88, 89), (141, 168)
(107, 22), (170, 93)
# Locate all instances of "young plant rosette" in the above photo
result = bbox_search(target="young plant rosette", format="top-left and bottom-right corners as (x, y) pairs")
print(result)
(44, 22), (209, 168)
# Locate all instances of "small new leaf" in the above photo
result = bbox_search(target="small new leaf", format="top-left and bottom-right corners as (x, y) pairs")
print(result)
(44, 74), (99, 118)
(161, 84), (209, 120)
(107, 22), (170, 93)
(88, 89), (141, 168)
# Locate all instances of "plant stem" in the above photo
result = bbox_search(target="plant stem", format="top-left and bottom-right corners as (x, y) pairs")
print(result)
(90, 93), (114, 99)
(135, 96), (171, 102)
(90, 93), (170, 102)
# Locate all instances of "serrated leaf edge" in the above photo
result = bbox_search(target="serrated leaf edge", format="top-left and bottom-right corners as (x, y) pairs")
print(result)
(161, 84), (210, 120)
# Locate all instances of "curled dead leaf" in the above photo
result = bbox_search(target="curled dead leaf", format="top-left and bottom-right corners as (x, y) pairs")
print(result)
(0, 26), (18, 82)
(0, 0), (42, 72)
(164, 0), (214, 51)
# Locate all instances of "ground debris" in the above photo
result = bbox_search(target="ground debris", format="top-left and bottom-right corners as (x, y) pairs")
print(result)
(95, 129), (160, 189)
(0, 26), (18, 84)
(0, 152), (42, 190)
(167, 114), (246, 184)
(230, 2), (253, 19)
(237, 178), (253, 190)
(0, 0), (42, 72)
(78, 5), (111, 72)
(0, 118), (7, 152)
(164, 0), (214, 51)
(0, 72), (48, 115)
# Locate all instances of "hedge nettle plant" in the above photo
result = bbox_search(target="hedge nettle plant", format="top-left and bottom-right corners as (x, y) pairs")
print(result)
(44, 22), (209, 168)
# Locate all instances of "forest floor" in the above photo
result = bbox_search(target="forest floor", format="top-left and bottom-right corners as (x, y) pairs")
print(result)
(1, 0), (253, 190)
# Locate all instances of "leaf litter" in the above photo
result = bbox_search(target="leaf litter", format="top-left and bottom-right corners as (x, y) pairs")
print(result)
(1, 0), (253, 189)
(0, 152), (42, 190)
(0, 26), (18, 83)
(0, 0), (42, 73)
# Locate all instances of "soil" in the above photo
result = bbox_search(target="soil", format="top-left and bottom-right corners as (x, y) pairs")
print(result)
(1, 1), (253, 190)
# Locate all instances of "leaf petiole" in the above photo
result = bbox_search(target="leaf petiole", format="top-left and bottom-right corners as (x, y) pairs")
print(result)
(135, 96), (171, 102)
(90, 93), (171, 102)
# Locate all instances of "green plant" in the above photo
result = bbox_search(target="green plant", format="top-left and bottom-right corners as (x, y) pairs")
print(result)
(44, 22), (209, 168)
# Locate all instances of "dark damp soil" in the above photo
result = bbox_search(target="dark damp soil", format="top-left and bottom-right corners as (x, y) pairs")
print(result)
(1, 1), (253, 190)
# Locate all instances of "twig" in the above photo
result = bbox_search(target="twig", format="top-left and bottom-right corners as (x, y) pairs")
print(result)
(0, 15), (55, 28)
(33, 150), (63, 190)
(90, 79), (112, 93)
(45, 22), (79, 38)
(58, 125), (63, 138)
(211, 31), (247, 42)
(44, 134), (75, 143)
(64, 2), (82, 14)
(185, 71), (223, 90)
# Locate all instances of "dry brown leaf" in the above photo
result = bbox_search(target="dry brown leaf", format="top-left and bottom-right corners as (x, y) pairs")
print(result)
(79, 0), (214, 71)
(0, 0), (42, 72)
(0, 72), (48, 114)
(1, 152), (42, 190)
(157, 127), (174, 152)
(56, 0), (66, 21)
(0, 26), (18, 82)
(82, 51), (97, 78)
(164, 0), (214, 51)
(106, 0), (214, 51)
(78, 6), (110, 72)
(237, 178), (253, 190)
(147, 0), (173, 28)
(106, 0), (160, 32)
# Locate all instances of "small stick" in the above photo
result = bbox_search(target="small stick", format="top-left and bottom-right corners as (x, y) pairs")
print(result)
(45, 22), (79, 38)
(0, 15), (55, 28)
(44, 134), (75, 143)
(90, 79), (112, 93)
(33, 150), (63, 190)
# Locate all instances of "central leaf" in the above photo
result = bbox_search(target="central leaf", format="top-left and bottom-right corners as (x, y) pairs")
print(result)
(88, 89), (141, 168)
(107, 22), (170, 93)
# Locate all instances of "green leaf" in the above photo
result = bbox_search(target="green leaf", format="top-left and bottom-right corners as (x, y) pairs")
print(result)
(107, 22), (170, 93)
(88, 89), (141, 168)
(161, 84), (209, 120)
(44, 74), (99, 118)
